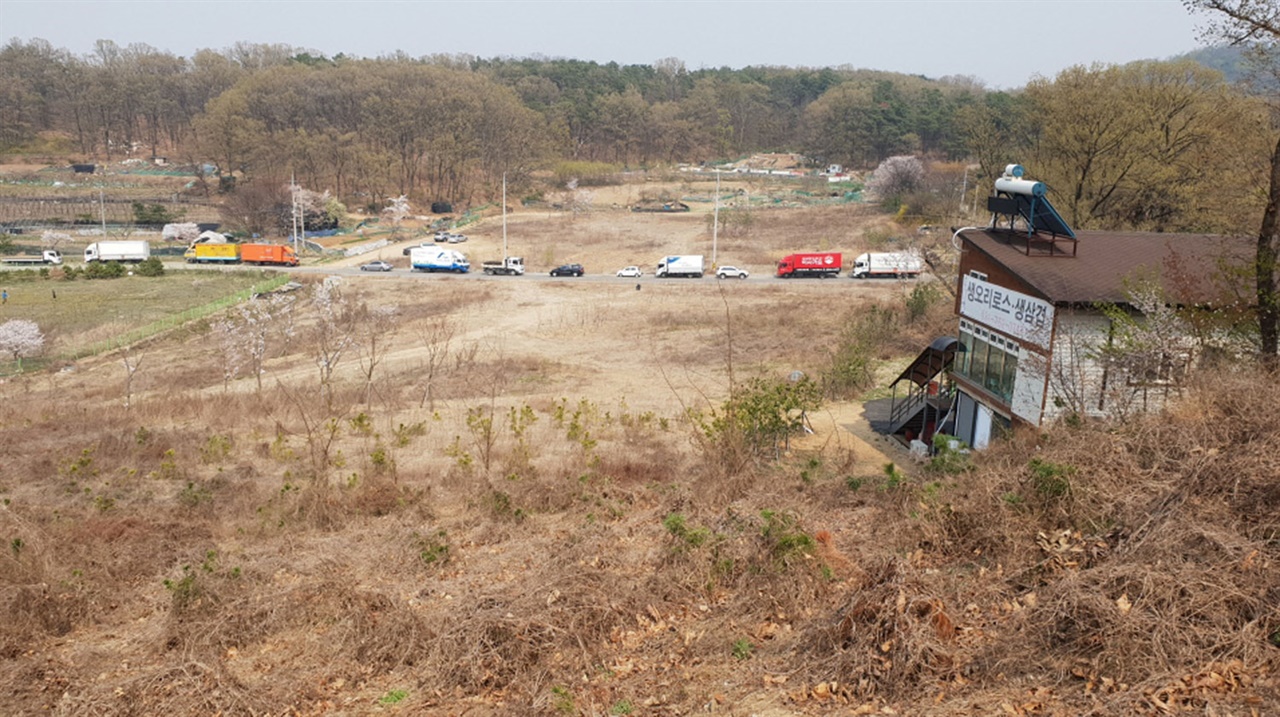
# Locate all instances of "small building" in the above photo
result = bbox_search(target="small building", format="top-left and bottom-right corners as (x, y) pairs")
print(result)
(887, 165), (1252, 449)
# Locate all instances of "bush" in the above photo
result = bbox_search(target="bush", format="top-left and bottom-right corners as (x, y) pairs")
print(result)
(905, 281), (941, 323)
(821, 305), (897, 400)
(132, 202), (183, 225)
(697, 375), (822, 466)
(82, 262), (126, 280)
(135, 257), (165, 277)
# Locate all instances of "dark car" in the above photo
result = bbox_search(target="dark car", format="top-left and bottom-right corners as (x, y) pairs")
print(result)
(360, 260), (393, 272)
(550, 263), (584, 277)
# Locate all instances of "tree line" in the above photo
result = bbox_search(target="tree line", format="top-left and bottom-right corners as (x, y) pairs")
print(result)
(0, 38), (1273, 238)
(0, 40), (986, 203)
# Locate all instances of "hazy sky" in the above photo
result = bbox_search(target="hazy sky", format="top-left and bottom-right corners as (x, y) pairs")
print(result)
(3, 0), (1208, 89)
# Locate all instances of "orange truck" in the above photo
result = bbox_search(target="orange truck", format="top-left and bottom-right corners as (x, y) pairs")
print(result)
(240, 243), (299, 267)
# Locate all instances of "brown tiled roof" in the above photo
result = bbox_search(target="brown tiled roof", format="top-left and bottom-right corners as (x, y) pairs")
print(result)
(959, 227), (1253, 306)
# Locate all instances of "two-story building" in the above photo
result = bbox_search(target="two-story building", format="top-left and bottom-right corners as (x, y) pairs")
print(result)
(886, 166), (1252, 450)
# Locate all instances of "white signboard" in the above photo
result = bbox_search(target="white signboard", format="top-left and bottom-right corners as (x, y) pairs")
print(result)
(1011, 349), (1049, 424)
(961, 275), (1055, 349)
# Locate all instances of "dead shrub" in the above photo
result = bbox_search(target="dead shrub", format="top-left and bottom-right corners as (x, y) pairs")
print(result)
(421, 566), (637, 697)
(0, 586), (84, 658)
(805, 558), (962, 700)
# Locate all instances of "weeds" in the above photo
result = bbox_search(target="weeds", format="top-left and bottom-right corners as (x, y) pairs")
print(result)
(1028, 457), (1074, 499)
(881, 462), (906, 491)
(551, 685), (575, 714)
(927, 434), (971, 474)
(393, 420), (427, 447)
(662, 512), (710, 550)
(378, 690), (408, 705)
(200, 434), (232, 464)
(759, 509), (815, 567)
(413, 529), (451, 568)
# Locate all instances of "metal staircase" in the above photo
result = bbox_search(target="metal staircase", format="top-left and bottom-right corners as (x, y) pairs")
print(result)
(887, 337), (961, 439)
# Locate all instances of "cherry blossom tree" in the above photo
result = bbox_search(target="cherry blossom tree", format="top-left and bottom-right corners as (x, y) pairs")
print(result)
(382, 194), (411, 237)
(866, 155), (925, 203)
(0, 319), (44, 371)
(161, 222), (200, 244)
(40, 231), (71, 251)
(212, 292), (296, 393)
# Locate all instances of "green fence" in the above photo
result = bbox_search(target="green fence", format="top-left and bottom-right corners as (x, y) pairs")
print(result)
(60, 273), (292, 361)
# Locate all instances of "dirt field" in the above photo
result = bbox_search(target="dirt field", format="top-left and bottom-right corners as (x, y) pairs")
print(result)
(3, 176), (1276, 716)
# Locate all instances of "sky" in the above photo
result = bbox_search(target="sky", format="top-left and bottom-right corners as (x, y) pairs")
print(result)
(1, 0), (1209, 89)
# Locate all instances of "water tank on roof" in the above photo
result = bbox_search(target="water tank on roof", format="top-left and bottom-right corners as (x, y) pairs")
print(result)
(994, 176), (1046, 197)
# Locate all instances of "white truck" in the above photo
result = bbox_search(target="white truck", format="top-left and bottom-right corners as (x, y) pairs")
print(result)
(410, 246), (470, 273)
(655, 254), (704, 278)
(2, 250), (63, 266)
(850, 251), (923, 279)
(84, 240), (151, 263)
(481, 256), (524, 276)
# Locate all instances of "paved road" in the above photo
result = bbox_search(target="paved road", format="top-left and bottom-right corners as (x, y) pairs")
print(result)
(235, 263), (911, 286)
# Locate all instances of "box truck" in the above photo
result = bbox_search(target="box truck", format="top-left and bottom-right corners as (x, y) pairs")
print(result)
(776, 252), (842, 278)
(184, 244), (239, 264)
(849, 251), (924, 279)
(240, 243), (299, 266)
(411, 247), (470, 273)
(655, 255), (704, 278)
(84, 240), (150, 263)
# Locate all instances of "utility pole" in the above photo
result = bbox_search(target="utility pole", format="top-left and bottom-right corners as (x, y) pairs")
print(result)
(712, 171), (720, 267)
(290, 174), (299, 251)
(502, 173), (508, 260)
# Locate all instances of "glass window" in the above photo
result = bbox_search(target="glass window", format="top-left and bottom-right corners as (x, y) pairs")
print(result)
(969, 337), (988, 385)
(984, 346), (1004, 394)
(1000, 350), (1018, 401)
(958, 330), (973, 376)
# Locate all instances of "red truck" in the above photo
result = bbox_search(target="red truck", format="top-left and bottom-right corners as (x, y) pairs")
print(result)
(776, 252), (842, 278)
(240, 243), (299, 267)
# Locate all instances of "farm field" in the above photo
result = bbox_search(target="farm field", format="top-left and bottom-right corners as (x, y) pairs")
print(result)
(1, 172), (1277, 716)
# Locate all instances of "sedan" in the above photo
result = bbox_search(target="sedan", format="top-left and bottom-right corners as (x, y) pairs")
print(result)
(360, 260), (393, 272)
(716, 266), (749, 279)
(616, 266), (642, 278)
(550, 263), (584, 277)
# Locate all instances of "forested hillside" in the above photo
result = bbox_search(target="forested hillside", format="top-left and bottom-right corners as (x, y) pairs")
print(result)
(0, 39), (1271, 235)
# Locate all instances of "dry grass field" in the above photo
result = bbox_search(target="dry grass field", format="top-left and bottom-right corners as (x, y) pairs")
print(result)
(1, 176), (1277, 715)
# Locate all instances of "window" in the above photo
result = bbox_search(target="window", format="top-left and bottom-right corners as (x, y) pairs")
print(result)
(957, 319), (1019, 403)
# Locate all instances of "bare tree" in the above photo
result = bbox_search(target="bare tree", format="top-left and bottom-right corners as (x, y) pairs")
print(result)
(355, 303), (399, 407)
(309, 277), (356, 410)
(120, 345), (143, 411)
(417, 316), (457, 410)
(1185, 0), (1280, 360)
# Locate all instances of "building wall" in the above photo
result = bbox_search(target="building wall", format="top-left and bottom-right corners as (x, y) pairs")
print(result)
(1046, 309), (1184, 422)
(1045, 311), (1112, 423)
